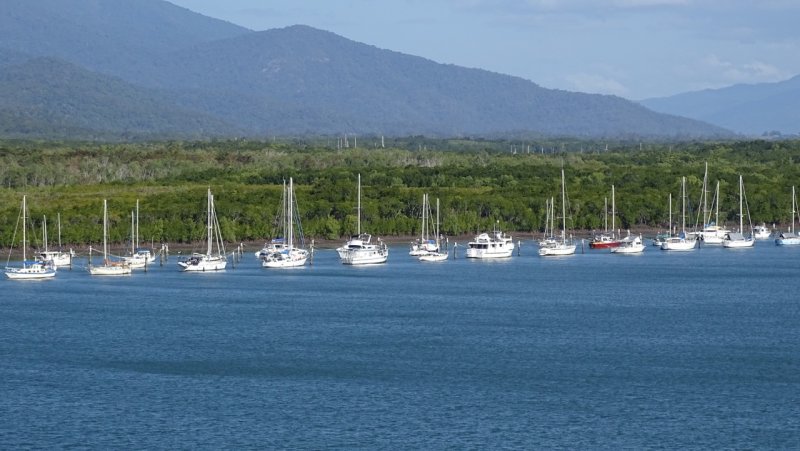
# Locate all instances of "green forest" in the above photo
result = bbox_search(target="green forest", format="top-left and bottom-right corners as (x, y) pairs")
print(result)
(1, 138), (799, 249)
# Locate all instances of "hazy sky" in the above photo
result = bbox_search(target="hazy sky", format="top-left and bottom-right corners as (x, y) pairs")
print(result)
(168, 0), (800, 100)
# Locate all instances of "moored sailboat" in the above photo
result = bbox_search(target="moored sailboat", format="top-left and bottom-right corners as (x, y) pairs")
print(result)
(419, 198), (448, 262)
(775, 186), (800, 246)
(589, 185), (621, 249)
(122, 200), (157, 269)
(88, 199), (132, 276)
(661, 177), (697, 251)
(337, 174), (389, 265)
(5, 196), (57, 280)
(539, 168), (577, 256)
(37, 213), (74, 268)
(178, 188), (228, 271)
(722, 175), (755, 249)
(262, 178), (309, 268)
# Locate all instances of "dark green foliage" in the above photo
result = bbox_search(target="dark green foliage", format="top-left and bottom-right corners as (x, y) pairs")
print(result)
(1, 138), (799, 247)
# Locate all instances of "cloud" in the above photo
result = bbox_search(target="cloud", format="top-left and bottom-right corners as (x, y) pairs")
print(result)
(564, 73), (630, 96)
(700, 54), (790, 84)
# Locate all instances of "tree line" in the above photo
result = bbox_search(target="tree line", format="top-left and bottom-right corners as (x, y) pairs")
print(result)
(1, 138), (799, 247)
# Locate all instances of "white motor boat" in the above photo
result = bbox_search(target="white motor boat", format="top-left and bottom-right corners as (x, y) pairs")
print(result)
(611, 233), (645, 254)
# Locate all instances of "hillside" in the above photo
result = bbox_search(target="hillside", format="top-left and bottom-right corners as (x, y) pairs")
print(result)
(641, 75), (800, 136)
(0, 58), (240, 139)
(0, 1), (731, 139)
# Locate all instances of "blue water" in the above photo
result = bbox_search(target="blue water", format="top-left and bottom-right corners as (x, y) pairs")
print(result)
(2, 242), (799, 448)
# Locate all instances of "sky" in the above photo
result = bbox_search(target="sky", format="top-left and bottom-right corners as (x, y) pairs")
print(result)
(168, 0), (800, 100)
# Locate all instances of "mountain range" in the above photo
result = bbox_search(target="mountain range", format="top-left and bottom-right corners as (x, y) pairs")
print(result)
(0, 0), (733, 140)
(641, 76), (800, 136)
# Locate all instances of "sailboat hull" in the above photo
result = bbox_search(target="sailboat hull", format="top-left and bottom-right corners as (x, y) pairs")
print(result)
(89, 264), (132, 276)
(178, 255), (227, 271)
(5, 266), (56, 280)
(419, 252), (448, 262)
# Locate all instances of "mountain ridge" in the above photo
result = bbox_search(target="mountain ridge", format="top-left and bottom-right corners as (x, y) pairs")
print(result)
(0, 1), (732, 139)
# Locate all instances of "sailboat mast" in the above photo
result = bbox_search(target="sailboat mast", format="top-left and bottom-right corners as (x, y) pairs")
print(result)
(604, 197), (608, 233)
(357, 174), (361, 236)
(739, 175), (744, 234)
(681, 177), (686, 234)
(131, 210), (135, 254)
(103, 199), (108, 261)
(136, 199), (140, 249)
(703, 162), (709, 225)
(207, 188), (213, 256)
(561, 169), (567, 243)
(669, 193), (673, 236)
(22, 196), (27, 262)
(715, 181), (720, 227)
(57, 213), (62, 250)
(43, 215), (48, 253)
(793, 186), (797, 235)
(288, 178), (294, 249)
(435, 198), (440, 249)
(611, 185), (615, 237)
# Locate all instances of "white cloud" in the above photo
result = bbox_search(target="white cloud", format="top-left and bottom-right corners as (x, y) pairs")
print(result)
(565, 73), (630, 96)
(700, 54), (790, 84)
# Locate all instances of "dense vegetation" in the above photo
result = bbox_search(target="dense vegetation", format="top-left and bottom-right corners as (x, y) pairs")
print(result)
(1, 138), (799, 249)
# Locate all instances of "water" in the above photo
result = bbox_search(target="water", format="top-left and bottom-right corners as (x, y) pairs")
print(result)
(2, 242), (799, 448)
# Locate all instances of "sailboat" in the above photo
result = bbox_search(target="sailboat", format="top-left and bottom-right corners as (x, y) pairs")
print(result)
(37, 213), (74, 267)
(88, 199), (132, 276)
(775, 186), (800, 246)
(589, 185), (621, 249)
(337, 174), (389, 265)
(539, 168), (577, 256)
(5, 196), (57, 280)
(122, 200), (156, 269)
(661, 177), (697, 251)
(409, 193), (439, 256)
(722, 175), (755, 248)
(611, 231), (645, 254)
(539, 196), (558, 248)
(178, 188), (228, 271)
(262, 178), (309, 268)
(419, 198), (448, 262)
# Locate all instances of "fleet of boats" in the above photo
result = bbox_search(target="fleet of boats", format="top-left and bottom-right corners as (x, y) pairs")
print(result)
(5, 170), (800, 278)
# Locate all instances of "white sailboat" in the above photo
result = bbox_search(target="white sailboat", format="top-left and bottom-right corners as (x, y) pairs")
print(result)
(611, 232), (646, 254)
(419, 198), (448, 262)
(661, 177), (697, 251)
(337, 174), (389, 265)
(775, 186), (800, 246)
(700, 180), (730, 245)
(262, 178), (309, 268)
(178, 188), (228, 271)
(722, 175), (755, 248)
(122, 200), (156, 269)
(409, 193), (439, 256)
(88, 199), (132, 276)
(539, 168), (576, 256)
(5, 196), (57, 280)
(37, 213), (74, 267)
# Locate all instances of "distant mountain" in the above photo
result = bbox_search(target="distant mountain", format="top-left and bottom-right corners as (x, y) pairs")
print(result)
(0, 57), (239, 139)
(641, 76), (800, 136)
(0, 0), (731, 139)
(0, 0), (249, 82)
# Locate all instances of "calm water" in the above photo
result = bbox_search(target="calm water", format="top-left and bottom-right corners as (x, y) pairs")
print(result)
(2, 241), (799, 448)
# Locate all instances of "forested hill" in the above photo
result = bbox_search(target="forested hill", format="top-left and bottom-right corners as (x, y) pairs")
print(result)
(0, 0), (730, 139)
